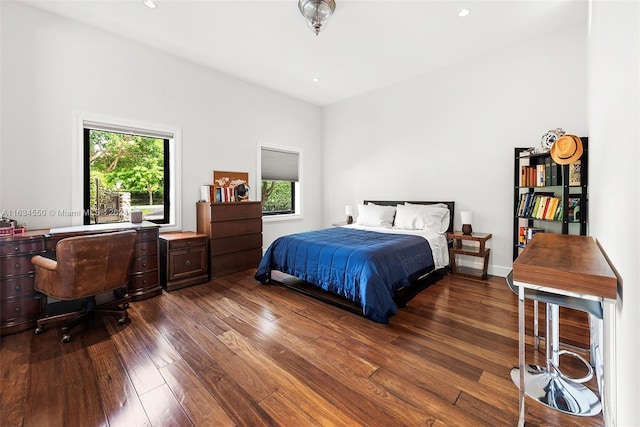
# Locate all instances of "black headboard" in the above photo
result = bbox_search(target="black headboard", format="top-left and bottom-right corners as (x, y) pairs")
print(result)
(363, 200), (455, 233)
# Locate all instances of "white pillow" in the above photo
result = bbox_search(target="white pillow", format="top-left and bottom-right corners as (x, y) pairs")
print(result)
(355, 204), (396, 228)
(393, 203), (450, 233)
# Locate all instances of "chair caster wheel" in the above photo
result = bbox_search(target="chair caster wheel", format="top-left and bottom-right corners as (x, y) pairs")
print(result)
(123, 302), (130, 309)
(61, 326), (69, 333)
(34, 327), (44, 335)
(62, 334), (72, 343)
(117, 317), (127, 326)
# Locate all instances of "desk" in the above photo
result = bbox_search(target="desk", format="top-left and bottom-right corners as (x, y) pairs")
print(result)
(512, 233), (617, 426)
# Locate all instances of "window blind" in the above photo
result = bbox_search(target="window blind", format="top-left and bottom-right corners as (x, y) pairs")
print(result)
(261, 148), (299, 182)
(83, 120), (174, 140)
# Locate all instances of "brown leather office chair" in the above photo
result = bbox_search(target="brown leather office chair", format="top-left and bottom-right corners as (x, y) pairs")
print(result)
(31, 230), (137, 343)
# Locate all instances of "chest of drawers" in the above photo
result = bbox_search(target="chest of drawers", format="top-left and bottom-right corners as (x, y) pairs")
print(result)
(159, 232), (208, 291)
(197, 201), (262, 278)
(0, 232), (46, 335)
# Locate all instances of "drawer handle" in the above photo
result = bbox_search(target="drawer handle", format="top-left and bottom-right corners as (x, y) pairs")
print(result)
(185, 260), (192, 266)
(142, 279), (147, 284)
(142, 263), (147, 268)
(15, 284), (22, 291)
(140, 233), (147, 239)
(186, 241), (191, 246)
(14, 246), (19, 252)
(15, 306), (21, 313)
(15, 263), (21, 269)
(141, 246), (146, 251)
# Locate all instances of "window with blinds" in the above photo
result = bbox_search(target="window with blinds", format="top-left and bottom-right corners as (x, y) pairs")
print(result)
(260, 145), (301, 216)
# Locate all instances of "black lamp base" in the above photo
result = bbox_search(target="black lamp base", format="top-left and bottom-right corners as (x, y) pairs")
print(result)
(462, 224), (472, 235)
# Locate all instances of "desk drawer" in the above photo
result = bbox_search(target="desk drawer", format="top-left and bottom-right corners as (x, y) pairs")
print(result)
(134, 241), (158, 257)
(0, 254), (36, 278)
(131, 254), (159, 273)
(129, 270), (159, 293)
(167, 236), (206, 251)
(136, 228), (159, 242)
(1, 275), (36, 298)
(1, 295), (44, 322)
(0, 239), (44, 256)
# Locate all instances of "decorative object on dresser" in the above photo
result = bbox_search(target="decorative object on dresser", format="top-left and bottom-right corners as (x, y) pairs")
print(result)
(513, 137), (588, 260)
(0, 231), (46, 336)
(196, 201), (262, 278)
(159, 231), (209, 291)
(31, 230), (137, 343)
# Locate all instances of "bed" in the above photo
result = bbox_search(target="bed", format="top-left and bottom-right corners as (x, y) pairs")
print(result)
(255, 200), (454, 323)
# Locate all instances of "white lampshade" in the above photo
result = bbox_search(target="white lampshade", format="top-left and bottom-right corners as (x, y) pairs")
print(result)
(460, 211), (473, 225)
(345, 205), (354, 216)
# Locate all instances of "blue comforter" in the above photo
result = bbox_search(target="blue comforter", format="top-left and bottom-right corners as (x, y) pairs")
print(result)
(255, 227), (434, 323)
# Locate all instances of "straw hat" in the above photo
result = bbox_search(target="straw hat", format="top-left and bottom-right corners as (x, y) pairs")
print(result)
(550, 134), (583, 165)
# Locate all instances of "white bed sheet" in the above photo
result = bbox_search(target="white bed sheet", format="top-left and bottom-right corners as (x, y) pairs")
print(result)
(339, 224), (450, 270)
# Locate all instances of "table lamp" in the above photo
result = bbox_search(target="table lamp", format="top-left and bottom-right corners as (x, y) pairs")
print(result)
(345, 205), (354, 224)
(461, 211), (473, 235)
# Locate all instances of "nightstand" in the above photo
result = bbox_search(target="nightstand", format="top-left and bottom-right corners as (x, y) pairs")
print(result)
(159, 232), (208, 292)
(447, 231), (492, 280)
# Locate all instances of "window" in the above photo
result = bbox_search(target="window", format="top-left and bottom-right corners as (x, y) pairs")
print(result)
(258, 144), (302, 218)
(72, 111), (182, 231)
(83, 129), (169, 225)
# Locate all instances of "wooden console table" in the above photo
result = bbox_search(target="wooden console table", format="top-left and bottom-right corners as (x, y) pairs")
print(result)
(512, 233), (617, 426)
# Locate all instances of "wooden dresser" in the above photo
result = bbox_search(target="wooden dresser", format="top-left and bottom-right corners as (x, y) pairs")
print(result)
(197, 201), (262, 278)
(159, 231), (208, 291)
(0, 231), (47, 336)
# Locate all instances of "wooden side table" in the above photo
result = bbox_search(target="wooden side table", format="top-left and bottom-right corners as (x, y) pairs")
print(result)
(159, 231), (209, 292)
(447, 231), (492, 280)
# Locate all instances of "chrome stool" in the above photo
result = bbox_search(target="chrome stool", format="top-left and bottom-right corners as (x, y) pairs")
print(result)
(506, 271), (603, 417)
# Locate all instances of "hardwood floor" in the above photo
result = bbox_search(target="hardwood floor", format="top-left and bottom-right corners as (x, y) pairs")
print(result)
(1, 270), (604, 426)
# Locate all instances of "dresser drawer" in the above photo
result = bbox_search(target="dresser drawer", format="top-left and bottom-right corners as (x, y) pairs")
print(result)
(210, 202), (262, 222)
(167, 236), (206, 251)
(210, 219), (262, 239)
(130, 254), (159, 273)
(211, 233), (262, 256)
(168, 248), (207, 281)
(0, 239), (44, 256)
(0, 254), (36, 278)
(211, 248), (262, 277)
(1, 274), (36, 298)
(1, 295), (44, 323)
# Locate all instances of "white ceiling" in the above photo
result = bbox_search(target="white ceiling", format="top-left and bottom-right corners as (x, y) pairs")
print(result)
(20, 0), (588, 106)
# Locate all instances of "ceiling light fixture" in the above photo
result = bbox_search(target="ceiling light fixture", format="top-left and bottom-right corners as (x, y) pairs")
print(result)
(298, 0), (336, 36)
(458, 8), (471, 17)
(143, 0), (157, 9)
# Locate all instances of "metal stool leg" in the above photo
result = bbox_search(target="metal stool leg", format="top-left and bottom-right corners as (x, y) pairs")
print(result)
(511, 303), (601, 416)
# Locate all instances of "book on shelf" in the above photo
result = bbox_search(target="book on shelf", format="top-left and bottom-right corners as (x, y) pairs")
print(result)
(568, 197), (581, 221)
(569, 160), (581, 186)
(517, 226), (545, 247)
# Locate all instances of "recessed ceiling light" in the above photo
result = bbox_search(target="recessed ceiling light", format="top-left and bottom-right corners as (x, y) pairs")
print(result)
(458, 8), (471, 17)
(143, 0), (157, 9)
(312, 77), (320, 83)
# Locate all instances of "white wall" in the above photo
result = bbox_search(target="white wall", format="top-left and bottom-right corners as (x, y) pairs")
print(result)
(0, 1), (323, 247)
(323, 26), (587, 276)
(587, 1), (640, 425)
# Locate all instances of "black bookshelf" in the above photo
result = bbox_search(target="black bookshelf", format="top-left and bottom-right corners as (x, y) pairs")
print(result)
(513, 138), (588, 260)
